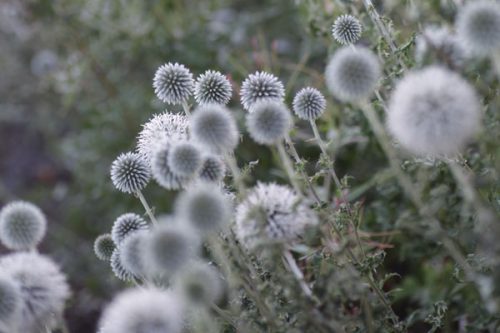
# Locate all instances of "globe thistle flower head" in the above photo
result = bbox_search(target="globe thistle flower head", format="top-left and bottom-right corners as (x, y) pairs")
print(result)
(152, 143), (192, 190)
(110, 152), (151, 194)
(415, 26), (467, 68)
(0, 274), (20, 325)
(190, 104), (239, 154)
(292, 87), (327, 120)
(168, 141), (203, 178)
(120, 230), (148, 278)
(240, 71), (285, 111)
(153, 62), (194, 104)
(175, 183), (231, 233)
(332, 14), (363, 45)
(0, 201), (47, 251)
(110, 249), (137, 282)
(94, 233), (115, 261)
(456, 0), (500, 55)
(199, 155), (226, 183)
(246, 100), (292, 145)
(235, 182), (318, 250)
(387, 66), (481, 156)
(174, 261), (223, 305)
(325, 46), (381, 103)
(0, 252), (70, 332)
(136, 112), (189, 166)
(99, 288), (183, 333)
(111, 213), (148, 245)
(194, 70), (233, 105)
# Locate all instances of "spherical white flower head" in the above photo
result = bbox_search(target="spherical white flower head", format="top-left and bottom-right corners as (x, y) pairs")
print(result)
(194, 70), (233, 105)
(0, 252), (70, 333)
(136, 112), (189, 166)
(120, 230), (148, 278)
(110, 152), (151, 194)
(99, 288), (183, 333)
(0, 274), (21, 325)
(0, 201), (47, 251)
(235, 182), (318, 250)
(94, 233), (115, 261)
(152, 143), (192, 190)
(153, 62), (194, 105)
(199, 155), (226, 183)
(174, 261), (223, 305)
(175, 183), (231, 233)
(190, 104), (239, 154)
(110, 249), (137, 282)
(240, 71), (285, 111)
(246, 100), (292, 145)
(168, 141), (203, 178)
(292, 87), (327, 120)
(325, 46), (381, 103)
(111, 213), (148, 245)
(456, 0), (500, 55)
(415, 26), (467, 68)
(332, 14), (363, 45)
(144, 224), (200, 278)
(387, 66), (481, 156)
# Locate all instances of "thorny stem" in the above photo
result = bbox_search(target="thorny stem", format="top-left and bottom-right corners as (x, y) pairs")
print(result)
(136, 190), (158, 225)
(181, 101), (191, 116)
(277, 141), (303, 195)
(282, 249), (313, 298)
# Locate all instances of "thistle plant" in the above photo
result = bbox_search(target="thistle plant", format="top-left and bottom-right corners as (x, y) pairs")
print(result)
(194, 70), (233, 105)
(240, 71), (285, 111)
(332, 14), (362, 45)
(93, 233), (115, 261)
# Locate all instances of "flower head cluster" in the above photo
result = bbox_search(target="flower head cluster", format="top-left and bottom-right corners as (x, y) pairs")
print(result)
(240, 71), (285, 111)
(0, 273), (20, 328)
(332, 14), (363, 45)
(110, 249), (137, 282)
(174, 261), (223, 305)
(167, 141), (203, 178)
(153, 62), (194, 104)
(151, 143), (192, 190)
(111, 213), (148, 245)
(246, 100), (292, 145)
(110, 152), (151, 194)
(292, 87), (327, 121)
(194, 70), (233, 105)
(415, 26), (467, 68)
(199, 155), (226, 183)
(94, 233), (115, 261)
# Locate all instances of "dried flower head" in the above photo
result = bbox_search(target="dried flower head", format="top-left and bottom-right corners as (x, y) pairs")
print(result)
(111, 213), (149, 245)
(151, 143), (192, 190)
(292, 87), (327, 120)
(199, 155), (226, 183)
(153, 62), (194, 104)
(325, 46), (381, 103)
(174, 261), (223, 305)
(0, 201), (47, 251)
(110, 152), (151, 194)
(194, 70), (232, 105)
(168, 141), (203, 178)
(246, 100), (292, 145)
(94, 233), (116, 261)
(332, 14), (363, 45)
(387, 66), (481, 156)
(240, 71), (285, 111)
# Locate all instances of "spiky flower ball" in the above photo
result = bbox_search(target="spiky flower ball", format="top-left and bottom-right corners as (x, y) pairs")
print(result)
(194, 70), (233, 105)
(0, 252), (70, 333)
(199, 155), (226, 182)
(144, 225), (200, 278)
(174, 262), (223, 305)
(235, 182), (318, 250)
(0, 274), (20, 326)
(387, 66), (481, 156)
(0, 201), (47, 251)
(415, 26), (467, 68)
(110, 249), (136, 282)
(110, 152), (151, 194)
(176, 183), (231, 233)
(120, 230), (148, 278)
(168, 141), (203, 178)
(190, 104), (239, 154)
(332, 14), (363, 45)
(456, 0), (500, 55)
(99, 288), (183, 333)
(152, 143), (191, 190)
(292, 87), (327, 120)
(136, 112), (189, 166)
(246, 100), (292, 145)
(153, 62), (194, 104)
(240, 71), (285, 111)
(325, 46), (381, 103)
(94, 234), (115, 261)
(111, 213), (148, 245)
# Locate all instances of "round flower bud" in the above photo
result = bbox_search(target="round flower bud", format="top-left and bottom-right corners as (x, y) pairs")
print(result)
(199, 155), (226, 182)
(415, 26), (467, 68)
(387, 66), (481, 156)
(175, 183), (231, 233)
(93, 233), (115, 261)
(110, 249), (136, 282)
(456, 0), (500, 55)
(120, 230), (148, 278)
(174, 261), (223, 305)
(168, 141), (203, 178)
(190, 104), (239, 154)
(99, 288), (183, 333)
(332, 14), (363, 45)
(111, 213), (148, 245)
(325, 46), (381, 103)
(110, 152), (151, 194)
(240, 71), (285, 111)
(235, 182), (318, 250)
(194, 70), (232, 105)
(246, 100), (292, 145)
(0, 201), (47, 251)
(151, 143), (191, 190)
(0, 274), (20, 325)
(153, 62), (194, 105)
(292, 87), (327, 120)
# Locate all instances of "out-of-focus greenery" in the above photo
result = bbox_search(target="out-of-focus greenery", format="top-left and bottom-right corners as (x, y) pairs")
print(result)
(0, 0), (498, 332)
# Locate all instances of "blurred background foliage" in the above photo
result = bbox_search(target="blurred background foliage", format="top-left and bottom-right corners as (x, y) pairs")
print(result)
(0, 0), (498, 332)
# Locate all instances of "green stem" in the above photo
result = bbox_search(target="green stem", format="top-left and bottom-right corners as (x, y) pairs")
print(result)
(181, 101), (191, 116)
(224, 153), (246, 195)
(277, 141), (303, 195)
(136, 190), (158, 225)
(282, 249), (313, 298)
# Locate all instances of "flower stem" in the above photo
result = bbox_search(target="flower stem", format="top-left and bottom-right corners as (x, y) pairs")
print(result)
(181, 101), (191, 116)
(136, 190), (158, 225)
(282, 249), (313, 298)
(277, 141), (302, 195)
(224, 153), (246, 195)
